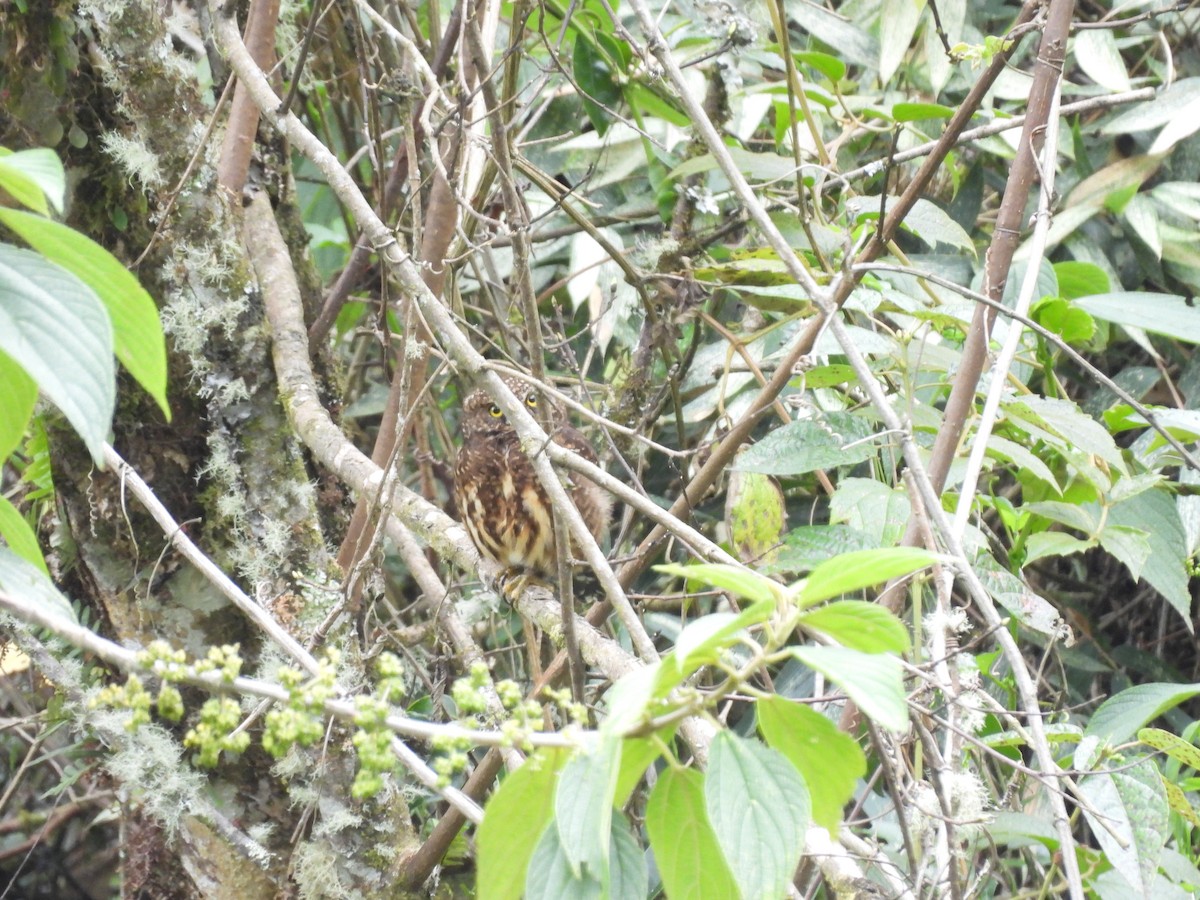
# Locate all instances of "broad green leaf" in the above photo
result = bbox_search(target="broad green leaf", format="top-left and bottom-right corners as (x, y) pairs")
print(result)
(0, 243), (114, 464)
(1098, 525), (1152, 582)
(795, 51), (845, 82)
(1075, 29), (1131, 93)
(798, 600), (911, 654)
(789, 363), (855, 390)
(1078, 757), (1168, 896)
(705, 731), (808, 900)
(0, 547), (77, 624)
(829, 478), (911, 546)
(1086, 683), (1200, 745)
(1162, 778), (1200, 828)
(602, 662), (666, 737)
(762, 525), (877, 575)
(791, 646), (908, 731)
(1025, 500), (1099, 535)
(525, 819), (602, 900)
(878, 0), (921, 84)
(757, 697), (865, 832)
(673, 600), (775, 676)
(0, 148), (64, 215)
(726, 468), (785, 564)
(0, 348), (37, 462)
(973, 549), (1071, 639)
(900, 199), (975, 253)
(987, 434), (1061, 495)
(1077, 292), (1200, 345)
(1107, 488), (1191, 625)
(655, 563), (783, 605)
(0, 495), (48, 576)
(1032, 297), (1096, 345)
(1006, 395), (1126, 473)
(476, 747), (570, 900)
(555, 738), (620, 880)
(1138, 728), (1200, 772)
(1022, 531), (1096, 566)
(1101, 77), (1200, 135)
(0, 209), (168, 417)
(733, 413), (879, 476)
(1053, 260), (1110, 299)
(795, 547), (938, 608)
(607, 811), (648, 900)
(573, 37), (621, 137)
(1123, 194), (1162, 259)
(646, 767), (740, 900)
(614, 729), (674, 807)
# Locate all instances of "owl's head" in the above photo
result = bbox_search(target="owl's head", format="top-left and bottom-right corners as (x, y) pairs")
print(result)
(460, 377), (556, 439)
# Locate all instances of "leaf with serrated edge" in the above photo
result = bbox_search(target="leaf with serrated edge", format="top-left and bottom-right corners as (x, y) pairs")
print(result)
(476, 747), (570, 900)
(524, 819), (603, 900)
(555, 738), (620, 880)
(758, 697), (864, 832)
(0, 244), (114, 464)
(647, 767), (740, 900)
(798, 600), (911, 654)
(705, 731), (808, 900)
(1078, 758), (1168, 895)
(655, 562), (782, 605)
(1086, 683), (1200, 745)
(794, 547), (937, 608)
(791, 646), (908, 731)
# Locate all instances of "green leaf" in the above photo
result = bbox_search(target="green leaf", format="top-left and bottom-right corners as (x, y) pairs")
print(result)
(1022, 531), (1097, 566)
(757, 697), (864, 832)
(791, 646), (908, 731)
(477, 747), (570, 900)
(761, 525), (877, 575)
(1078, 757), (1168, 896)
(525, 819), (602, 900)
(795, 547), (938, 607)
(734, 413), (879, 476)
(798, 600), (911, 653)
(1086, 683), (1200, 745)
(0, 546), (77, 624)
(0, 348), (37, 463)
(892, 102), (954, 121)
(1053, 260), (1110, 299)
(1107, 489), (1191, 627)
(1033, 296), (1096, 344)
(0, 209), (169, 418)
(1098, 525), (1152, 583)
(573, 38), (622, 136)
(1025, 500), (1100, 534)
(986, 434), (1061, 495)
(0, 495), (48, 577)
(0, 148), (65, 215)
(1076, 292), (1200, 345)
(555, 738), (621, 880)
(654, 562), (783, 605)
(0, 243), (114, 464)
(673, 600), (776, 677)
(614, 729), (673, 807)
(646, 768), (739, 900)
(795, 50), (845, 81)
(829, 478), (911, 546)
(1138, 728), (1200, 772)
(705, 731), (809, 900)
(607, 811), (648, 900)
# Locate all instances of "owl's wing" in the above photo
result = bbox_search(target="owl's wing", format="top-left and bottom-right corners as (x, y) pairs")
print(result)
(553, 425), (599, 464)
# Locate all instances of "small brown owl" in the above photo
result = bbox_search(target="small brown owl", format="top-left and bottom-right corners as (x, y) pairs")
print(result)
(454, 377), (612, 579)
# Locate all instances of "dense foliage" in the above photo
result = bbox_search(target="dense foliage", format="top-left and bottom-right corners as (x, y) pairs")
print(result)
(3, 0), (1200, 897)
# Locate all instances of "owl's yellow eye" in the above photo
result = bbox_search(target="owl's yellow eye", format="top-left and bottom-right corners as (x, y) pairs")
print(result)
(525, 392), (538, 408)
(488, 405), (503, 418)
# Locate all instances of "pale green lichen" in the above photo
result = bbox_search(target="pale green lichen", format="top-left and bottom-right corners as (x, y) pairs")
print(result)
(100, 130), (165, 189)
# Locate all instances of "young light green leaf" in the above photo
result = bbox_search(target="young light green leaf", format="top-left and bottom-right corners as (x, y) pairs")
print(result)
(0, 547), (77, 624)
(0, 496), (48, 577)
(705, 731), (809, 900)
(0, 243), (114, 464)
(555, 738), (621, 881)
(0, 148), (65, 215)
(673, 599), (775, 677)
(1086, 683), (1200, 745)
(646, 767), (740, 900)
(655, 563), (783, 605)
(757, 697), (865, 832)
(795, 547), (938, 608)
(477, 747), (570, 900)
(0, 209), (168, 418)
(791, 646), (908, 731)
(1078, 757), (1168, 896)
(798, 600), (911, 654)
(0, 348), (37, 463)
